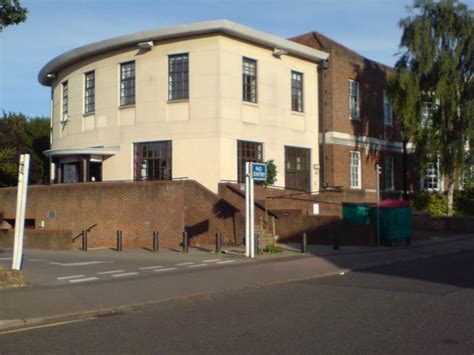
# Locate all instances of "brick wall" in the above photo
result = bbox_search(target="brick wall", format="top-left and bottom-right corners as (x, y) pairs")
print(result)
(0, 229), (73, 250)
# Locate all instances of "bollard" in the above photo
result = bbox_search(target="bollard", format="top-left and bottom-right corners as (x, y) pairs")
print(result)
(215, 232), (222, 253)
(116, 230), (123, 252)
(183, 231), (189, 253)
(152, 231), (159, 252)
(301, 233), (307, 253)
(82, 230), (88, 252)
(254, 232), (259, 254)
(333, 231), (340, 250)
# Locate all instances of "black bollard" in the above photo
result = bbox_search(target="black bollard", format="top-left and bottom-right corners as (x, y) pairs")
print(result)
(215, 232), (222, 253)
(301, 233), (307, 253)
(183, 231), (189, 253)
(152, 231), (159, 252)
(255, 232), (259, 254)
(333, 231), (340, 250)
(116, 230), (123, 252)
(82, 230), (88, 252)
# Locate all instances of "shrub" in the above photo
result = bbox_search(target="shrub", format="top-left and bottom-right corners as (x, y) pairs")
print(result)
(264, 243), (283, 254)
(454, 187), (474, 216)
(412, 192), (447, 216)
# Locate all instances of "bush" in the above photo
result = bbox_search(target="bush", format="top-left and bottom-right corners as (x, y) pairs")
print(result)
(454, 187), (474, 216)
(411, 192), (447, 216)
(264, 244), (283, 254)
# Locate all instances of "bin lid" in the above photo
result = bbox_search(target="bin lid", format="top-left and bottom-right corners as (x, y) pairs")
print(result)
(377, 199), (410, 208)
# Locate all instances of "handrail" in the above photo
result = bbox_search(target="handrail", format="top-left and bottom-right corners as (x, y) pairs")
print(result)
(72, 223), (97, 242)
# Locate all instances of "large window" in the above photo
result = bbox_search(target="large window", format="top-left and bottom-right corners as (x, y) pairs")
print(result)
(237, 140), (262, 183)
(120, 61), (135, 106)
(62, 81), (68, 119)
(168, 53), (189, 100)
(285, 146), (310, 191)
(423, 161), (440, 191)
(84, 71), (95, 113)
(242, 57), (257, 103)
(349, 79), (360, 119)
(385, 155), (394, 190)
(134, 141), (172, 181)
(383, 91), (393, 126)
(291, 71), (304, 112)
(349, 151), (361, 189)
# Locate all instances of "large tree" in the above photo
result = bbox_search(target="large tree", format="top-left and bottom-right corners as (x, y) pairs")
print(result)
(388, 0), (474, 216)
(0, 0), (27, 31)
(0, 112), (50, 187)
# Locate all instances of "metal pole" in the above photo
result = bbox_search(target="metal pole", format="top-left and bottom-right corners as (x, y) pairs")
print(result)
(215, 232), (222, 253)
(250, 163), (255, 258)
(302, 233), (307, 253)
(117, 230), (122, 252)
(153, 231), (159, 252)
(333, 230), (340, 250)
(183, 231), (188, 253)
(254, 232), (259, 255)
(376, 164), (381, 246)
(245, 162), (250, 257)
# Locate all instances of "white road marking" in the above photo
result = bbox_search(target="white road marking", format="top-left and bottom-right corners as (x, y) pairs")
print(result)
(112, 272), (139, 278)
(203, 259), (222, 263)
(0, 257), (12, 260)
(176, 262), (194, 266)
(50, 261), (113, 267)
(57, 274), (85, 280)
(216, 260), (236, 264)
(27, 258), (48, 262)
(188, 264), (207, 268)
(97, 270), (125, 275)
(68, 277), (99, 283)
(153, 267), (177, 272)
(139, 265), (163, 270)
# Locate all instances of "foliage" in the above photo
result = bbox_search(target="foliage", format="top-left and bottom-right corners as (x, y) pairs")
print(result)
(263, 243), (283, 254)
(412, 192), (448, 216)
(0, 0), (27, 31)
(0, 112), (50, 187)
(454, 187), (474, 215)
(387, 0), (474, 216)
(257, 159), (278, 187)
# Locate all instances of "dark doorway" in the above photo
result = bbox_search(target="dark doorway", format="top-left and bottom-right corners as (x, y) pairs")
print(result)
(285, 146), (310, 191)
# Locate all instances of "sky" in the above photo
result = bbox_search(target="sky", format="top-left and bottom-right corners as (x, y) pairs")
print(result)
(1, 0), (471, 118)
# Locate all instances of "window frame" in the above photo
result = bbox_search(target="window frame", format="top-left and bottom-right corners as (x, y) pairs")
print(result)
(120, 61), (135, 107)
(385, 155), (394, 191)
(383, 91), (393, 126)
(237, 140), (263, 183)
(84, 71), (95, 114)
(422, 161), (441, 192)
(242, 57), (257, 103)
(168, 53), (189, 101)
(349, 150), (361, 189)
(134, 140), (172, 181)
(291, 71), (304, 113)
(62, 80), (68, 119)
(348, 79), (360, 120)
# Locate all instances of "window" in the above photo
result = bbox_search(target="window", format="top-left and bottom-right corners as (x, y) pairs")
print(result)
(385, 155), (394, 190)
(84, 71), (95, 113)
(242, 57), (257, 103)
(62, 81), (68, 119)
(120, 61), (135, 106)
(134, 141), (172, 181)
(237, 140), (262, 183)
(291, 71), (304, 112)
(383, 91), (393, 126)
(168, 54), (189, 100)
(349, 151), (361, 188)
(285, 146), (310, 191)
(423, 161), (440, 191)
(420, 102), (431, 127)
(349, 79), (360, 119)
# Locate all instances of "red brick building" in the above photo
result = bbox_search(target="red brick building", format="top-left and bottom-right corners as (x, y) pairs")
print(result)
(291, 32), (416, 199)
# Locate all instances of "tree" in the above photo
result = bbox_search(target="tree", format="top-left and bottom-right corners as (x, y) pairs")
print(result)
(0, 0), (27, 31)
(388, 0), (474, 216)
(0, 112), (50, 187)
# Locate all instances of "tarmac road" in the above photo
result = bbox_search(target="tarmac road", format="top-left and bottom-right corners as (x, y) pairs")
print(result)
(1, 251), (473, 354)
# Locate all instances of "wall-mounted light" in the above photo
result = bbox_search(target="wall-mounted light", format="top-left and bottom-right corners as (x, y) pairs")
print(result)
(272, 48), (288, 58)
(137, 41), (153, 50)
(46, 73), (56, 79)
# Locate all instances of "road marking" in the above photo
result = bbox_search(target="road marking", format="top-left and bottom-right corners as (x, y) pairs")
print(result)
(97, 270), (125, 275)
(28, 258), (48, 262)
(153, 267), (177, 272)
(0, 257), (12, 260)
(0, 317), (95, 335)
(176, 262), (194, 266)
(203, 259), (222, 263)
(56, 274), (85, 280)
(216, 260), (236, 264)
(188, 263), (207, 268)
(50, 261), (113, 267)
(68, 277), (99, 283)
(112, 272), (139, 278)
(139, 265), (163, 270)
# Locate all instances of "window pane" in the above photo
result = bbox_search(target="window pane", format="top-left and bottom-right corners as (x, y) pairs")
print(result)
(242, 58), (257, 103)
(169, 54), (189, 100)
(134, 141), (172, 181)
(84, 71), (95, 113)
(237, 140), (263, 183)
(120, 62), (135, 106)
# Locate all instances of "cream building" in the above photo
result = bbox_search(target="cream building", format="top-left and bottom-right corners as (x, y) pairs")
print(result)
(39, 20), (329, 193)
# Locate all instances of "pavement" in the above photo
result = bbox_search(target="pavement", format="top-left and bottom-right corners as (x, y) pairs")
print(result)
(0, 232), (473, 332)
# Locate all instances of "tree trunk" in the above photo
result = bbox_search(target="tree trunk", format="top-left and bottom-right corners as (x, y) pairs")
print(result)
(447, 177), (455, 217)
(402, 138), (408, 200)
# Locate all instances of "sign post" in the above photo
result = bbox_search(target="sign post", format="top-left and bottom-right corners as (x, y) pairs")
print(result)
(245, 162), (267, 258)
(12, 154), (30, 271)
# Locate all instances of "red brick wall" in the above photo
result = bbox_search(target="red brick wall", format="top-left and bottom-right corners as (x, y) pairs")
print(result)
(0, 229), (73, 250)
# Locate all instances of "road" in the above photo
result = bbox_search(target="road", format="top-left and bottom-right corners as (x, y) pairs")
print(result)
(1, 251), (473, 354)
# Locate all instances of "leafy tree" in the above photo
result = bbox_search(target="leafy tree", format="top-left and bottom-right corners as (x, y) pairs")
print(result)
(256, 159), (277, 187)
(0, 112), (50, 187)
(388, 0), (474, 216)
(0, 0), (27, 31)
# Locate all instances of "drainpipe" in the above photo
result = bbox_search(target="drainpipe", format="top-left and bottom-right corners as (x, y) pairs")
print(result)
(49, 86), (54, 184)
(318, 59), (330, 188)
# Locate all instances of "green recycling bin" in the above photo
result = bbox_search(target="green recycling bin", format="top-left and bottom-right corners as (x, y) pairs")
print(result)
(342, 203), (371, 224)
(369, 207), (412, 245)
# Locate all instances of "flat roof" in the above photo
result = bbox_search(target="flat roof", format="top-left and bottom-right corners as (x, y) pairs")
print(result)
(38, 19), (329, 86)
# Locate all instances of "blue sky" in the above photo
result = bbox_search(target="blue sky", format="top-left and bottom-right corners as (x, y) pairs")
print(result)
(2, 0), (469, 118)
